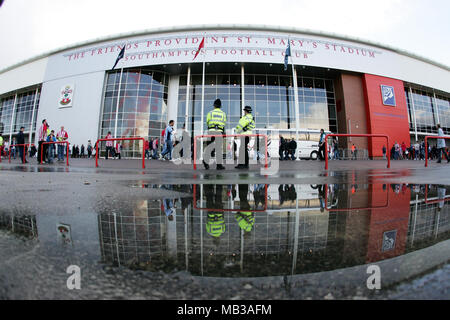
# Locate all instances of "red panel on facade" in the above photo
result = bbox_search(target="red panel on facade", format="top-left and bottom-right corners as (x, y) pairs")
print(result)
(365, 184), (410, 263)
(362, 74), (410, 157)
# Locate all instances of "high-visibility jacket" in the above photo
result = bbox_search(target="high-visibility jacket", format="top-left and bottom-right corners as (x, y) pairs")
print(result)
(235, 113), (255, 135)
(0, 136), (3, 146)
(57, 130), (68, 141)
(206, 108), (227, 132)
(206, 213), (225, 237)
(235, 211), (254, 232)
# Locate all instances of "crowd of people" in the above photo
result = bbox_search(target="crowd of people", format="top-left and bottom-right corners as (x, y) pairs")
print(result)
(1, 113), (448, 166)
(278, 137), (297, 160)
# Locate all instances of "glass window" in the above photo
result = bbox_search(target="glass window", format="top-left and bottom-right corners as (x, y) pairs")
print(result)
(100, 69), (168, 157)
(175, 71), (336, 135)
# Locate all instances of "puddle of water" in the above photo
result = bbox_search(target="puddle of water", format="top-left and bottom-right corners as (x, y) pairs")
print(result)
(1, 183), (449, 281)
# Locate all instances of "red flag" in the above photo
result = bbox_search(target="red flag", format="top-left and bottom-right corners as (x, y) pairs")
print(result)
(193, 37), (205, 60)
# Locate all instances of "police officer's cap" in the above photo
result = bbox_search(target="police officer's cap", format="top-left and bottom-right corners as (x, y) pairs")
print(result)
(244, 105), (252, 113)
(214, 99), (222, 108)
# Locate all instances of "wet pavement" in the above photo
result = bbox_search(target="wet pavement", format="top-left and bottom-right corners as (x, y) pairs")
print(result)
(0, 158), (449, 299)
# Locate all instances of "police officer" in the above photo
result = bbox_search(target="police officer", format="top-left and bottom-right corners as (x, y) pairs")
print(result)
(235, 105), (255, 169)
(204, 98), (227, 170)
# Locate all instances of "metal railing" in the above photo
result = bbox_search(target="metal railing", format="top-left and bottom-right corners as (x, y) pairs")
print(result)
(193, 184), (268, 212)
(424, 135), (450, 167)
(193, 133), (268, 170)
(95, 137), (145, 169)
(8, 144), (34, 163)
(40, 141), (70, 166)
(324, 184), (389, 211)
(324, 134), (390, 170)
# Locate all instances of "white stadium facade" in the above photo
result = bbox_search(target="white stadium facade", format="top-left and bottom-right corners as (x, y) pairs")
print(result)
(0, 25), (449, 158)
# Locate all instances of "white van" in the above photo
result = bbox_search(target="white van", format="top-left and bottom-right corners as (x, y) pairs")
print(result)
(251, 129), (331, 160)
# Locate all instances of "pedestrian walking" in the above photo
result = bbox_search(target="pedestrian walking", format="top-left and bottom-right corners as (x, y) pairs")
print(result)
(37, 119), (48, 164)
(0, 135), (3, 159)
(145, 139), (150, 159)
(11, 137), (16, 159)
(115, 142), (121, 159)
(152, 138), (158, 159)
(288, 138), (297, 160)
(87, 140), (92, 158)
(105, 131), (113, 160)
(17, 126), (27, 163)
(318, 129), (326, 160)
(161, 120), (175, 160)
(436, 124), (449, 163)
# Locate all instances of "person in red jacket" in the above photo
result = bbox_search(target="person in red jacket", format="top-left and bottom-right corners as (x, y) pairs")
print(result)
(144, 139), (150, 159)
(401, 142), (407, 159)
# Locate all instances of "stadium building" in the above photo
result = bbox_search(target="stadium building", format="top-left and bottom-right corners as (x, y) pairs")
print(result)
(0, 25), (449, 158)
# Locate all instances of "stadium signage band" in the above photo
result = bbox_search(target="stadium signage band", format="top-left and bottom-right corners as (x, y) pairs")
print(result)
(64, 35), (378, 63)
(41, 29), (449, 94)
(45, 30), (384, 80)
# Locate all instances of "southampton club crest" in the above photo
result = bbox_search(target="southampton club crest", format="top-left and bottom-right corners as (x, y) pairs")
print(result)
(380, 85), (396, 106)
(59, 85), (74, 107)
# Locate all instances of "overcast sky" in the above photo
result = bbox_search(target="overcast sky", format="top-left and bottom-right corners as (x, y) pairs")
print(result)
(0, 0), (449, 71)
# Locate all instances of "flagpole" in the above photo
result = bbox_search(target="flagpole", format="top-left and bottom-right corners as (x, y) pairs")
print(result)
(289, 38), (301, 158)
(113, 42), (127, 139)
(114, 67), (123, 139)
(200, 33), (206, 159)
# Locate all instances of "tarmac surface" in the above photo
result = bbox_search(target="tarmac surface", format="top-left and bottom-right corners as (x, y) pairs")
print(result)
(0, 156), (449, 300)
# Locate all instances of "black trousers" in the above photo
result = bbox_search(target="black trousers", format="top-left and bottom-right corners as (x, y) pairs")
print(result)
(319, 143), (325, 160)
(238, 136), (250, 166)
(38, 141), (46, 163)
(438, 148), (449, 162)
(105, 146), (113, 159)
(18, 145), (25, 163)
(204, 132), (225, 166)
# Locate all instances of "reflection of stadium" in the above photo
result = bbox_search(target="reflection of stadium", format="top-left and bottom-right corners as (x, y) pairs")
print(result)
(96, 183), (450, 277)
(0, 213), (38, 238)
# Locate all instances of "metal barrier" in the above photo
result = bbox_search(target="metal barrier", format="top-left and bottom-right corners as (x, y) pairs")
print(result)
(325, 134), (390, 170)
(324, 184), (389, 211)
(193, 133), (268, 170)
(40, 141), (70, 166)
(193, 184), (268, 212)
(95, 137), (145, 169)
(9, 144), (34, 163)
(424, 135), (450, 167)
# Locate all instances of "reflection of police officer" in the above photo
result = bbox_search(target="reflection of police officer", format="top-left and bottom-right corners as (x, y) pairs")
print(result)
(235, 106), (255, 169)
(236, 184), (255, 232)
(204, 99), (226, 170)
(205, 184), (226, 238)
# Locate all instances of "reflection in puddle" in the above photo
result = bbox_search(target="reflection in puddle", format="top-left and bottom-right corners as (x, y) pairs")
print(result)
(1, 184), (449, 278)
